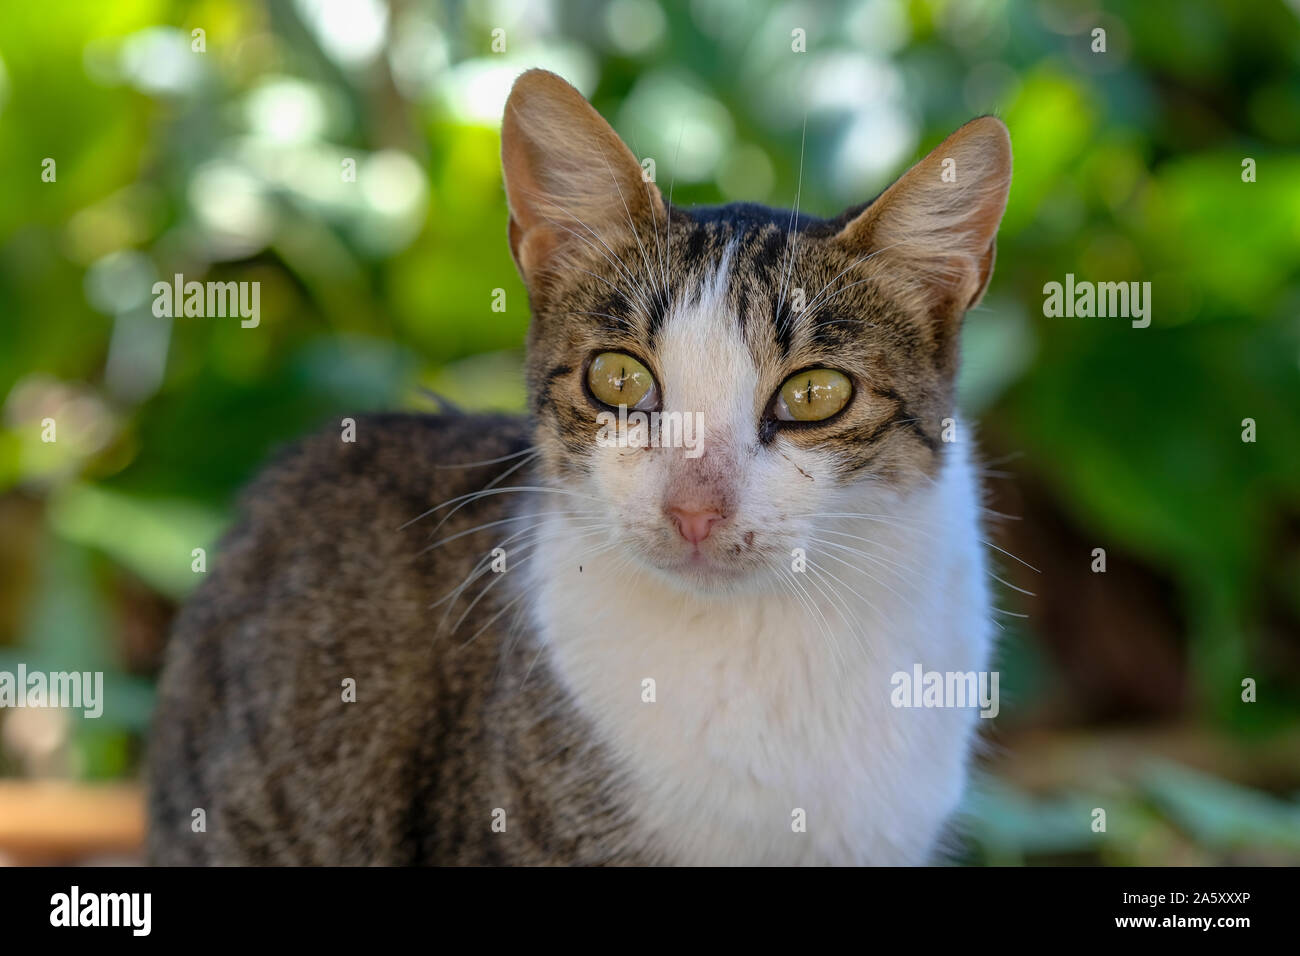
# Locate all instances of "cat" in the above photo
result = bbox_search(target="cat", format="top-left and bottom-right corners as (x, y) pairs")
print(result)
(147, 68), (1011, 865)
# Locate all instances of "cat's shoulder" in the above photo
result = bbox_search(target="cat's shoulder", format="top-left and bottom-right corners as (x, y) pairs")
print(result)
(198, 410), (533, 607)
(241, 411), (531, 516)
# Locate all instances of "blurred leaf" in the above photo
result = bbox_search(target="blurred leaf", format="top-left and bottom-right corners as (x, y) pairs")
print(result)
(1141, 762), (1300, 850)
(48, 483), (224, 600)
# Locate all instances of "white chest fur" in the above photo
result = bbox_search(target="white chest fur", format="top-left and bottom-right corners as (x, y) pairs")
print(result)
(526, 443), (992, 865)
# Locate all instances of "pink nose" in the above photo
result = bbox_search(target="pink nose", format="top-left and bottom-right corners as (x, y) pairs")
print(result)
(667, 506), (724, 545)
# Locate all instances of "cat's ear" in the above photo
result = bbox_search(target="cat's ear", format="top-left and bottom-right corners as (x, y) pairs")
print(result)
(501, 69), (665, 285)
(834, 116), (1011, 316)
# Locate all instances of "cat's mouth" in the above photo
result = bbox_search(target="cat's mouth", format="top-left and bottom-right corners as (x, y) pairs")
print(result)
(650, 536), (769, 588)
(682, 546), (734, 572)
(610, 510), (779, 590)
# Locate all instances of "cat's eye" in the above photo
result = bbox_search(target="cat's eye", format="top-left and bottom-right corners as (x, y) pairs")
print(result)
(773, 368), (853, 422)
(587, 352), (659, 410)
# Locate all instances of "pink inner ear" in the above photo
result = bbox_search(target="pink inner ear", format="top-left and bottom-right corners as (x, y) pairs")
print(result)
(831, 117), (1011, 313)
(500, 69), (666, 284)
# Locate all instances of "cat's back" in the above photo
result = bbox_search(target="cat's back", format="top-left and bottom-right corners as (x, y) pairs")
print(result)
(147, 412), (533, 864)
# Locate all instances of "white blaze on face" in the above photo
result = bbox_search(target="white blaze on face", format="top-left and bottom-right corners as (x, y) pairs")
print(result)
(654, 244), (751, 470)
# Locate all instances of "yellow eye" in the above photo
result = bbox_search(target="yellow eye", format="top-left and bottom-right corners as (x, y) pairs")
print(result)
(774, 368), (853, 422)
(588, 352), (658, 410)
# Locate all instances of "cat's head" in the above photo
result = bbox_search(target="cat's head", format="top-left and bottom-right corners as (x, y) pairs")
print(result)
(501, 69), (1011, 594)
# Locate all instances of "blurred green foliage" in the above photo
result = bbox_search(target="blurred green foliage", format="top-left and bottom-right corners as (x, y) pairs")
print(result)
(0, 0), (1298, 859)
